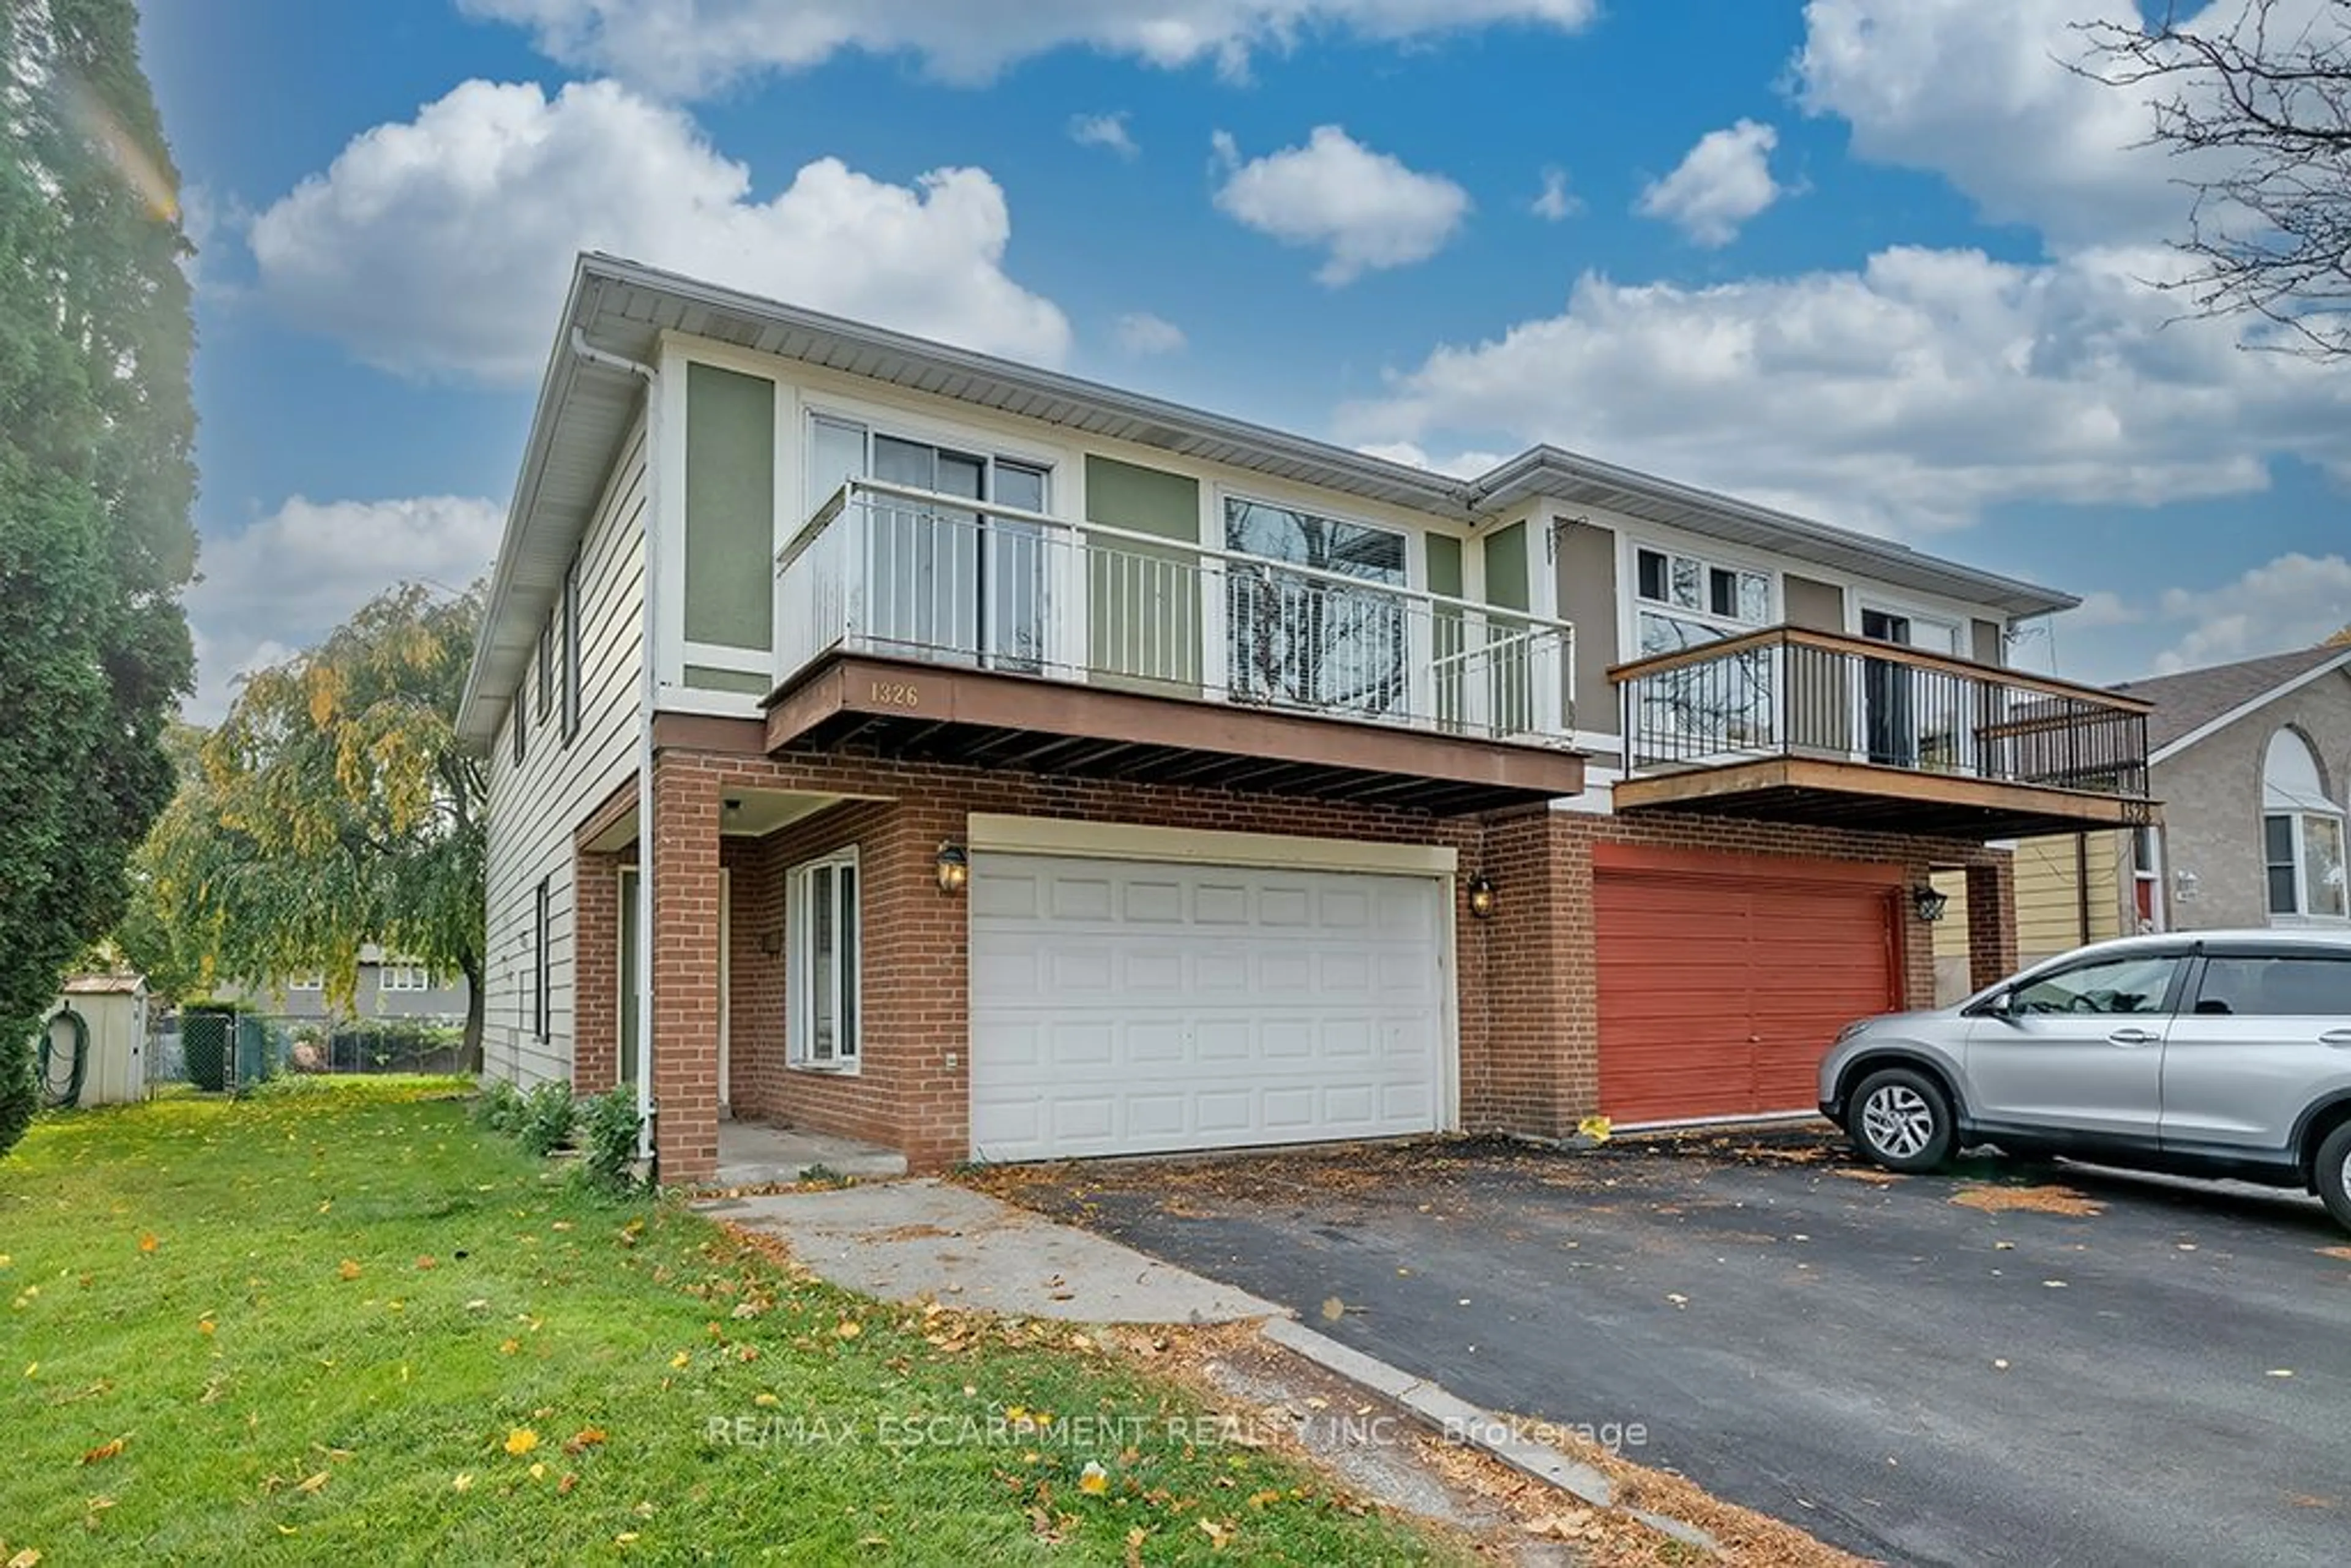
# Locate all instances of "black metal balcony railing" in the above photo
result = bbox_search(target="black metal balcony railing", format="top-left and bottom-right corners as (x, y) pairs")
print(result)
(1613, 626), (2152, 800)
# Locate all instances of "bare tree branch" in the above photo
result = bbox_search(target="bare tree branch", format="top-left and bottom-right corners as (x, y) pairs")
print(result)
(2074, 0), (2351, 356)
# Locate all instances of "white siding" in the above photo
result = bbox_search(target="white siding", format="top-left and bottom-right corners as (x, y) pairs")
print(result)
(483, 418), (647, 1087)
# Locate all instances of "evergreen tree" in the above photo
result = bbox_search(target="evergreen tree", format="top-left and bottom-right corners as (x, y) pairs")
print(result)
(0, 0), (197, 1153)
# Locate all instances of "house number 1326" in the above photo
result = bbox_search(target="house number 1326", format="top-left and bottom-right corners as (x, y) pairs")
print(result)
(871, 680), (921, 710)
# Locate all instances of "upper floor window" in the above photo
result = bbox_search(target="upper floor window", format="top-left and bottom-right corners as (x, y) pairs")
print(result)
(379, 964), (433, 992)
(1225, 497), (1408, 718)
(2263, 729), (2345, 920)
(1633, 546), (1771, 656)
(286, 973), (324, 992)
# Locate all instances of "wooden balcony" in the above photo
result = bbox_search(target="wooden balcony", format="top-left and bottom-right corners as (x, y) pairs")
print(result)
(765, 480), (1587, 814)
(1608, 626), (2155, 839)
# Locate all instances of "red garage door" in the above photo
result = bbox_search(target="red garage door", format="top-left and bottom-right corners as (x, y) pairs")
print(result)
(1597, 847), (1904, 1124)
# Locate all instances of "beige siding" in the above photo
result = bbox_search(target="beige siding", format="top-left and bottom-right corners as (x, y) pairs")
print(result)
(1937, 834), (2129, 988)
(483, 419), (647, 1089)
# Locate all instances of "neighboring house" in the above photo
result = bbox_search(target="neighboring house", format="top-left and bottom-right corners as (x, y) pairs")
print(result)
(1976, 645), (2350, 965)
(456, 254), (2151, 1181)
(231, 945), (471, 1023)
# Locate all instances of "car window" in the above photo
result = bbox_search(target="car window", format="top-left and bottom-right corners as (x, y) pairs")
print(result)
(2192, 955), (2351, 1018)
(2009, 955), (2181, 1016)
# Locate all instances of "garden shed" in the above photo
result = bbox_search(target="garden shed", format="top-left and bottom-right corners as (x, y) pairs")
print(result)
(44, 974), (149, 1108)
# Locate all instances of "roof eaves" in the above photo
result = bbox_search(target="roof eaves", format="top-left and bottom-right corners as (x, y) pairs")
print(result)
(2146, 645), (2351, 765)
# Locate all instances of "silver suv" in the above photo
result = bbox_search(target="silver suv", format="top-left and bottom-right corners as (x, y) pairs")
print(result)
(1819, 931), (2351, 1233)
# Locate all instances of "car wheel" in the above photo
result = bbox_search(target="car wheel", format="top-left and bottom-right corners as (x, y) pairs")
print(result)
(2315, 1122), (2351, 1236)
(1848, 1067), (1955, 1174)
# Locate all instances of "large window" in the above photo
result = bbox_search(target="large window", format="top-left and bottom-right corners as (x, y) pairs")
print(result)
(2263, 729), (2347, 921)
(789, 849), (860, 1070)
(1224, 496), (1408, 717)
(808, 415), (1051, 670)
(380, 963), (433, 993)
(1631, 545), (1775, 751)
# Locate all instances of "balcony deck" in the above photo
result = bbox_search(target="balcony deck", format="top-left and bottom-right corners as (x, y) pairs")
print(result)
(1608, 626), (2156, 840)
(768, 480), (1586, 816)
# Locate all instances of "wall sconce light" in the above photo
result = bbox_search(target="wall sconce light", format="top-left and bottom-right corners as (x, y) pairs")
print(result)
(1910, 884), (1950, 924)
(759, 927), (784, 959)
(1466, 874), (1498, 920)
(936, 842), (970, 895)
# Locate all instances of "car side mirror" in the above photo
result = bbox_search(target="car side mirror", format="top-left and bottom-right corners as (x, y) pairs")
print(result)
(1970, 990), (2017, 1021)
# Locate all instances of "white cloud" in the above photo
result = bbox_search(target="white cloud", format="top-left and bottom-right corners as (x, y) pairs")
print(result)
(1212, 125), (1470, 285)
(1337, 244), (2351, 541)
(1113, 311), (1187, 355)
(1531, 165), (1580, 221)
(185, 495), (505, 721)
(1636, 119), (1785, 247)
(1069, 111), (1139, 159)
(1352, 441), (1509, 478)
(2150, 553), (2351, 673)
(464, 0), (1597, 95)
(1793, 0), (2249, 248)
(246, 78), (1070, 385)
(2067, 590), (2143, 629)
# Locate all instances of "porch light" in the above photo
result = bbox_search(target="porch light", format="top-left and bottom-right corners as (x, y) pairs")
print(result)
(936, 842), (970, 895)
(1466, 874), (1497, 920)
(1911, 884), (1950, 924)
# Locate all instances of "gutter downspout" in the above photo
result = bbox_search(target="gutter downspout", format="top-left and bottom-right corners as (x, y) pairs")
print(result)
(572, 326), (661, 1167)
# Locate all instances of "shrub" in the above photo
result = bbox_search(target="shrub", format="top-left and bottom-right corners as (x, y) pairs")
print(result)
(577, 1086), (643, 1191)
(516, 1081), (577, 1157)
(474, 1078), (525, 1133)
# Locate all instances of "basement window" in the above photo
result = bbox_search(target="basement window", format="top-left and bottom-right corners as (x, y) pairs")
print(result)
(788, 849), (861, 1070)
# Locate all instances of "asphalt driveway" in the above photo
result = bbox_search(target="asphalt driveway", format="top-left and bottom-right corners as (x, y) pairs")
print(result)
(989, 1133), (2351, 1567)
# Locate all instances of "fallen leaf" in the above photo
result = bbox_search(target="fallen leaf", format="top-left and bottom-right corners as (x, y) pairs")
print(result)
(1198, 1518), (1234, 1550)
(138, 1234), (158, 1254)
(1665, 1292), (1690, 1308)
(1123, 1526), (1148, 1567)
(752, 1393), (779, 1408)
(504, 1428), (539, 1457)
(1079, 1460), (1110, 1496)
(835, 1320), (861, 1340)
(1319, 1297), (1345, 1322)
(564, 1428), (607, 1454)
(336, 1259), (362, 1281)
(294, 1472), (328, 1495)
(80, 1439), (125, 1466)
(528, 1462), (547, 1480)
(414, 1256), (438, 1271)
(498, 1338), (520, 1356)
(7, 1549), (40, 1568)
(451, 1473), (473, 1493)
(669, 1351), (689, 1369)
(1951, 1184), (2102, 1217)
(558, 1472), (577, 1495)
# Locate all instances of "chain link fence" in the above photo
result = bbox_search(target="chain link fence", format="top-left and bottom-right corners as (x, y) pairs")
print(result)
(148, 1007), (471, 1091)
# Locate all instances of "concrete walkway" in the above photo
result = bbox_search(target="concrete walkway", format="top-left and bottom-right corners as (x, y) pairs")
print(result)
(711, 1120), (907, 1187)
(699, 1178), (1278, 1324)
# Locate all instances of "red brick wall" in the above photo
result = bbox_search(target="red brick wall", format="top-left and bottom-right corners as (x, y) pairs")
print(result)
(632, 738), (2015, 1175)
(571, 847), (622, 1092)
(649, 752), (723, 1182)
(1965, 858), (2020, 990)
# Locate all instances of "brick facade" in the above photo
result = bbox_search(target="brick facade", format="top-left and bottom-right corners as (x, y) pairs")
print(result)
(571, 847), (623, 1092)
(607, 728), (2019, 1182)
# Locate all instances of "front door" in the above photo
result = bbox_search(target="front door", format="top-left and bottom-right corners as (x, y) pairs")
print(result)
(1965, 950), (2184, 1141)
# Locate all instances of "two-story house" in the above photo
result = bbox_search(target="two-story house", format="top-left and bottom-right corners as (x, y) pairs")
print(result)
(457, 255), (2154, 1182)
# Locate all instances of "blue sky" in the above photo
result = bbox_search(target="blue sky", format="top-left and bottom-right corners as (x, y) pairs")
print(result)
(139, 0), (2351, 716)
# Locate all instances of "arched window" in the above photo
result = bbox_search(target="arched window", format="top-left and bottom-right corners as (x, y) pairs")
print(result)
(2263, 729), (2346, 920)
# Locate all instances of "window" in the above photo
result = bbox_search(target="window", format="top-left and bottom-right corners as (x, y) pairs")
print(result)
(788, 849), (860, 1068)
(2006, 954), (2182, 1016)
(536, 615), (553, 724)
(379, 964), (432, 992)
(1224, 496), (1408, 718)
(510, 690), (525, 768)
(560, 552), (581, 745)
(532, 880), (551, 1042)
(2192, 955), (2351, 1017)
(1631, 546), (1775, 751)
(1633, 546), (1771, 653)
(2263, 729), (2346, 920)
(287, 973), (324, 992)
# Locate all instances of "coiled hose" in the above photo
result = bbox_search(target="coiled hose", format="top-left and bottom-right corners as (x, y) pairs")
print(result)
(38, 1006), (89, 1109)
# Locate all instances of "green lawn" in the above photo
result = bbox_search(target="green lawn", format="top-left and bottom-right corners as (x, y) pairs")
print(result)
(0, 1081), (1453, 1566)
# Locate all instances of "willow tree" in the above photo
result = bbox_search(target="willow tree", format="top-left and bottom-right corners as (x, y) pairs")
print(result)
(148, 584), (489, 1057)
(0, 0), (198, 1156)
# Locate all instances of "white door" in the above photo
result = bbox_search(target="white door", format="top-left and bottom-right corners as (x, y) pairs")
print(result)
(969, 854), (1448, 1161)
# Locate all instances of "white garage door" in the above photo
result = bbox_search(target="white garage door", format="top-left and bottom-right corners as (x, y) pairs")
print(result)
(969, 853), (1448, 1161)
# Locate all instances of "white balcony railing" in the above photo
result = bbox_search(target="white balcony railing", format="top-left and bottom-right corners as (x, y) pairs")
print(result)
(776, 479), (1575, 748)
